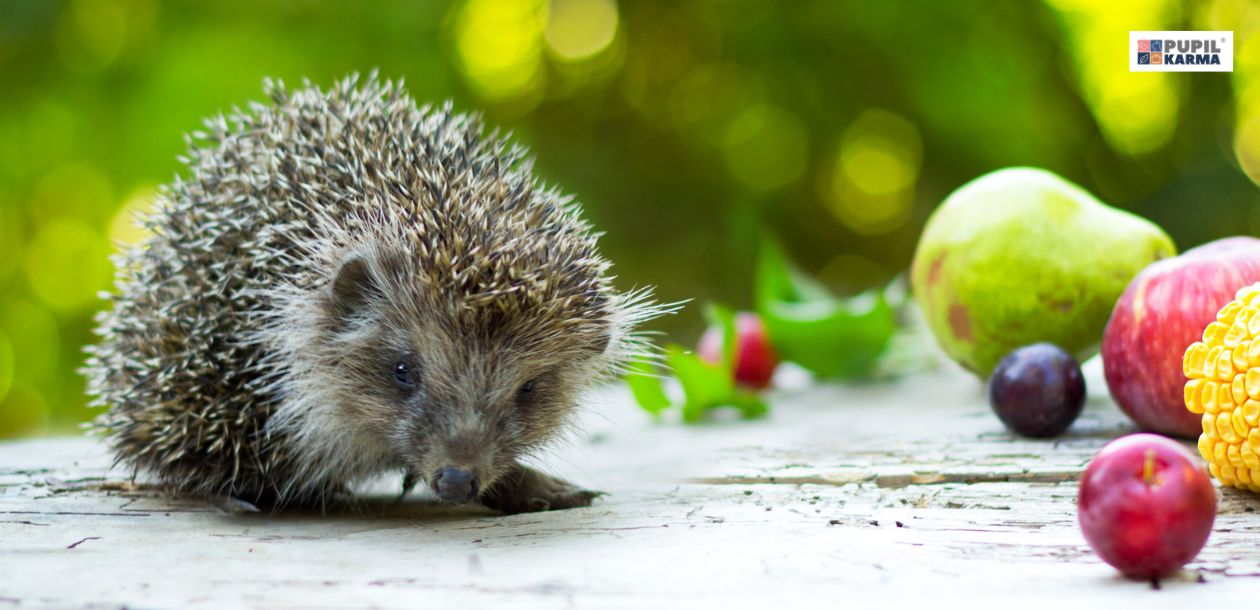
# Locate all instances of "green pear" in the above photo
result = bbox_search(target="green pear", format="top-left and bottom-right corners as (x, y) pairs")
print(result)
(911, 168), (1175, 377)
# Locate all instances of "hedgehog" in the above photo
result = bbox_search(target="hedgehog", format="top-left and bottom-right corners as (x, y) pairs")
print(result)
(83, 73), (670, 513)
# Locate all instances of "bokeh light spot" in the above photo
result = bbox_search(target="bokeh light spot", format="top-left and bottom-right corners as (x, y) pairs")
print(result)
(1237, 113), (1260, 186)
(545, 0), (619, 62)
(55, 0), (127, 73)
(1044, 0), (1179, 155)
(826, 109), (922, 235)
(24, 218), (114, 312)
(108, 185), (157, 249)
(842, 144), (914, 196)
(721, 105), (809, 192)
(1207, 0), (1260, 186)
(455, 0), (547, 103)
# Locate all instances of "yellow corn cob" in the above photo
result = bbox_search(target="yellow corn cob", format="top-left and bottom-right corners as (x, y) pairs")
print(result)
(1185, 283), (1260, 492)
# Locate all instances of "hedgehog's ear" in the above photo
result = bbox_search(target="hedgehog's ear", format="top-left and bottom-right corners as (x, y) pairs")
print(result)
(329, 251), (383, 322)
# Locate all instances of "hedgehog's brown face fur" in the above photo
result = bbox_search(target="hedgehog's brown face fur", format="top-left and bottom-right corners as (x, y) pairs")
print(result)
(316, 246), (610, 503)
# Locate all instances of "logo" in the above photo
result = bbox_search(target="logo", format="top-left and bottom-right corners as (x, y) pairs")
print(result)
(1130, 31), (1233, 72)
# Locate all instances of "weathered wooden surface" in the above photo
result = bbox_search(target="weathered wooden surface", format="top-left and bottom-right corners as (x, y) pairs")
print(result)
(5, 362), (1260, 608)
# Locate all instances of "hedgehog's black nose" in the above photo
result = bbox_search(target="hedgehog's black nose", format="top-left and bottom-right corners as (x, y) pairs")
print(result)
(434, 467), (479, 504)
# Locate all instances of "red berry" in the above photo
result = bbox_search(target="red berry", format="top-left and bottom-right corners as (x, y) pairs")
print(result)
(1078, 433), (1216, 579)
(697, 312), (778, 389)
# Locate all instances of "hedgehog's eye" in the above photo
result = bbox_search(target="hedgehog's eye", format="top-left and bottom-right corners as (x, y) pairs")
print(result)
(516, 379), (537, 401)
(393, 361), (417, 391)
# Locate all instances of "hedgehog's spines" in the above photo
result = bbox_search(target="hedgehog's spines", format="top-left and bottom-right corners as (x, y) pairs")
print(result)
(85, 74), (670, 507)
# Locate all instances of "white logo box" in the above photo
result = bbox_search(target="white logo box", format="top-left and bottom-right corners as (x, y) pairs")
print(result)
(1130, 30), (1234, 72)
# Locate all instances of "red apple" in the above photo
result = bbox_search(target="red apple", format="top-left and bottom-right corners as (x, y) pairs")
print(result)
(1078, 433), (1216, 580)
(698, 312), (778, 389)
(1102, 237), (1260, 437)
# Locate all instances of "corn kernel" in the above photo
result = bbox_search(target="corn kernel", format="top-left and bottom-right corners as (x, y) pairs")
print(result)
(1233, 375), (1248, 406)
(1238, 465), (1253, 485)
(1251, 427), (1260, 451)
(1243, 443), (1260, 469)
(1227, 319), (1248, 347)
(1218, 411), (1241, 443)
(1239, 306), (1256, 325)
(1220, 299), (1244, 323)
(1230, 442), (1245, 467)
(1186, 379), (1205, 413)
(1237, 408), (1253, 439)
(1219, 463), (1237, 482)
(1204, 413), (1218, 438)
(1202, 380), (1220, 413)
(1235, 341), (1251, 371)
(1206, 346), (1224, 378)
(1249, 311), (1260, 338)
(1200, 435), (1214, 461)
(1185, 379), (1204, 413)
(1229, 408), (1249, 436)
(1185, 342), (1209, 377)
(1220, 381), (1237, 411)
(1217, 348), (1237, 380)
(1205, 322), (1230, 344)
(1248, 369), (1260, 401)
(1245, 399), (1260, 425)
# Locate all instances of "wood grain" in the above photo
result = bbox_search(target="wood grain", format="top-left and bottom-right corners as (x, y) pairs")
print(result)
(3, 363), (1260, 608)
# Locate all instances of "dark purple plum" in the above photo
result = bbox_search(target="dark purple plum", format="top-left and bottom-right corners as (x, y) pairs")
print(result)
(988, 343), (1085, 437)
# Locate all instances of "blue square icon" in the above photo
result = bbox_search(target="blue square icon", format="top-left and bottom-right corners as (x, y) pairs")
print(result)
(1150, 40), (1162, 52)
(1137, 52), (1150, 64)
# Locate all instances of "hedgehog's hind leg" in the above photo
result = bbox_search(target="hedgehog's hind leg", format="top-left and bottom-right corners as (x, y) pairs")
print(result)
(480, 464), (604, 514)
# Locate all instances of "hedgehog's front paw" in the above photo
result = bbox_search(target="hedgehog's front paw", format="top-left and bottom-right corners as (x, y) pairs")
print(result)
(481, 464), (604, 514)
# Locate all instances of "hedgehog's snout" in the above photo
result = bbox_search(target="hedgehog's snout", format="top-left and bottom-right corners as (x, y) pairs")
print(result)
(433, 466), (479, 504)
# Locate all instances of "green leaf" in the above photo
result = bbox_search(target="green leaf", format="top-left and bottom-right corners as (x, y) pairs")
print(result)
(624, 303), (770, 423)
(666, 345), (730, 422)
(625, 358), (671, 417)
(728, 391), (769, 419)
(755, 239), (897, 379)
(667, 344), (767, 422)
(619, 342), (766, 423)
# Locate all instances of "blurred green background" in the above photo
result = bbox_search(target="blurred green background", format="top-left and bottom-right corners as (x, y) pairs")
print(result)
(0, 0), (1257, 437)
